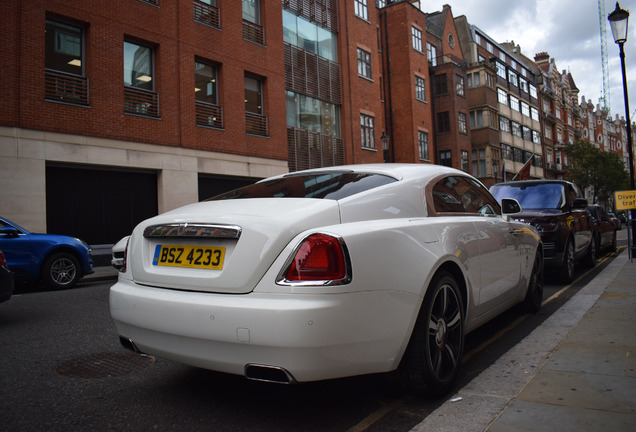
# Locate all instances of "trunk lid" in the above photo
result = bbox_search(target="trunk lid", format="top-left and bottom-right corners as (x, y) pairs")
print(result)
(128, 198), (340, 293)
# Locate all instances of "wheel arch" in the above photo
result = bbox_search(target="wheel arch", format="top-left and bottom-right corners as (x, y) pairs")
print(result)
(39, 246), (84, 279)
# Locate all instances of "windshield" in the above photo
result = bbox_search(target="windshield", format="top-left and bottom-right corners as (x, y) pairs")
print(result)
(490, 183), (566, 209)
(208, 172), (397, 201)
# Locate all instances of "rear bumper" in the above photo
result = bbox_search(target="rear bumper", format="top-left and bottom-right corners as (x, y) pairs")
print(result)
(109, 280), (420, 382)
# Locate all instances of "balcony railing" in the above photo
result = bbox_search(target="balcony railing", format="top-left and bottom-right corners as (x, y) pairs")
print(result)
(195, 101), (223, 129)
(124, 87), (159, 117)
(246, 112), (268, 136)
(45, 70), (89, 106)
(194, 1), (220, 29)
(243, 20), (264, 45)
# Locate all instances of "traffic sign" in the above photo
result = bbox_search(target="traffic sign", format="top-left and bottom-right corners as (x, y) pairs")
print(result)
(615, 190), (636, 210)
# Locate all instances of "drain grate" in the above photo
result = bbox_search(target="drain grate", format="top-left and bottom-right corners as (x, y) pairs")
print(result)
(55, 352), (155, 379)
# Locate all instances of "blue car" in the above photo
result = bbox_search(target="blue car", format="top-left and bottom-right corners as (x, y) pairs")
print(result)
(0, 216), (93, 289)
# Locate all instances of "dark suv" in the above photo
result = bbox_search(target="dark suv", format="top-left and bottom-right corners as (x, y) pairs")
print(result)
(490, 180), (595, 283)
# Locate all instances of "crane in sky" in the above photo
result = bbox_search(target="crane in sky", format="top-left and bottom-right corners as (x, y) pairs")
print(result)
(598, 0), (611, 112)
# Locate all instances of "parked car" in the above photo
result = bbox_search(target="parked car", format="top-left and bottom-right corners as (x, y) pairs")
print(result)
(490, 180), (594, 283)
(111, 164), (543, 396)
(0, 249), (14, 303)
(608, 212), (621, 230)
(588, 205), (617, 255)
(0, 216), (93, 289)
(111, 236), (130, 270)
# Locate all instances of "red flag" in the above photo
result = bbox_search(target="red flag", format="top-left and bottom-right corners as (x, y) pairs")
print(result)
(514, 155), (534, 181)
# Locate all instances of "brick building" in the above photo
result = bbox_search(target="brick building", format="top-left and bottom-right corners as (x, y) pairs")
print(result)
(3, 0), (476, 246)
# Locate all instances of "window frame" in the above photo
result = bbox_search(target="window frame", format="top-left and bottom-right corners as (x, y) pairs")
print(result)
(412, 26), (423, 52)
(354, 0), (368, 20)
(418, 130), (429, 161)
(415, 75), (426, 101)
(360, 113), (375, 149)
(357, 48), (372, 79)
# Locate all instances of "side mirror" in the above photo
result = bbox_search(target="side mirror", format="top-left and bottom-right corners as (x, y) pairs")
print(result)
(501, 198), (522, 215)
(573, 198), (588, 209)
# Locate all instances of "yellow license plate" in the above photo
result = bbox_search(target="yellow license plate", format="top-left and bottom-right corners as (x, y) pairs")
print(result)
(152, 245), (225, 270)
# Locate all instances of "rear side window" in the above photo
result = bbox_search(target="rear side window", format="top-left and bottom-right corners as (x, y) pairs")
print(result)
(432, 176), (501, 215)
(208, 172), (397, 200)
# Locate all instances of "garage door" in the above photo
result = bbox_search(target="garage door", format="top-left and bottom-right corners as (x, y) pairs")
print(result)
(46, 164), (157, 245)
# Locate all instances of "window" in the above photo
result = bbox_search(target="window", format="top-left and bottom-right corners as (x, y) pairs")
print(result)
(124, 40), (158, 117)
(467, 72), (480, 88)
(497, 88), (508, 104)
(46, 19), (83, 76)
(242, 0), (263, 44)
(242, 0), (260, 24)
(472, 149), (486, 177)
(509, 95), (520, 112)
(434, 73), (448, 95)
(519, 78), (528, 93)
(357, 48), (372, 79)
(544, 124), (552, 139)
(522, 126), (532, 141)
(520, 101), (530, 117)
(418, 131), (429, 160)
(360, 114), (375, 149)
(531, 107), (540, 122)
(45, 19), (88, 105)
(412, 27), (423, 52)
(437, 112), (450, 133)
(487, 41), (494, 54)
(470, 110), (484, 128)
(195, 61), (218, 105)
(124, 41), (153, 91)
(245, 75), (263, 114)
(245, 75), (267, 135)
(427, 42), (437, 66)
(456, 75), (465, 96)
(458, 112), (467, 134)
(286, 91), (340, 136)
(415, 76), (426, 101)
(511, 121), (522, 138)
(499, 116), (510, 133)
(461, 150), (469, 172)
(195, 61), (222, 128)
(532, 130), (541, 144)
(439, 150), (452, 167)
(529, 84), (538, 99)
(354, 0), (368, 20)
(284, 10), (337, 61)
(508, 70), (518, 87)
(496, 61), (506, 79)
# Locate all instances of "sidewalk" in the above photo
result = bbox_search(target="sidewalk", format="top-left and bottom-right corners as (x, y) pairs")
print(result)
(412, 249), (636, 432)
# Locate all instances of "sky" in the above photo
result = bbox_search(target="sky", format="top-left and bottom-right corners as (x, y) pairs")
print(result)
(428, 0), (636, 122)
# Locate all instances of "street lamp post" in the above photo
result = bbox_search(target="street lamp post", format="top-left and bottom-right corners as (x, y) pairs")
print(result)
(381, 131), (390, 163)
(609, 2), (636, 258)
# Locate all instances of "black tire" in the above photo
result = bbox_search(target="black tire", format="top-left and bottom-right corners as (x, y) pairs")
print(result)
(583, 236), (596, 269)
(523, 250), (544, 313)
(559, 239), (575, 284)
(42, 252), (80, 289)
(398, 271), (464, 397)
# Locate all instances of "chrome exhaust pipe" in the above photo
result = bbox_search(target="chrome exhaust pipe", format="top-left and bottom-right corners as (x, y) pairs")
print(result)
(119, 336), (145, 355)
(244, 364), (297, 384)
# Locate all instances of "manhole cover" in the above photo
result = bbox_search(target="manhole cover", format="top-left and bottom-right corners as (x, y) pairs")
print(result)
(55, 352), (155, 379)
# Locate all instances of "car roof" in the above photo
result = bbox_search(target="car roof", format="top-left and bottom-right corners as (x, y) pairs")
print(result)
(491, 179), (576, 187)
(272, 163), (469, 183)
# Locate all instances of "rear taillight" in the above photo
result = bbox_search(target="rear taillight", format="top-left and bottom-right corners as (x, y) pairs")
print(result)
(282, 233), (350, 284)
(0, 250), (7, 267)
(120, 239), (129, 273)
